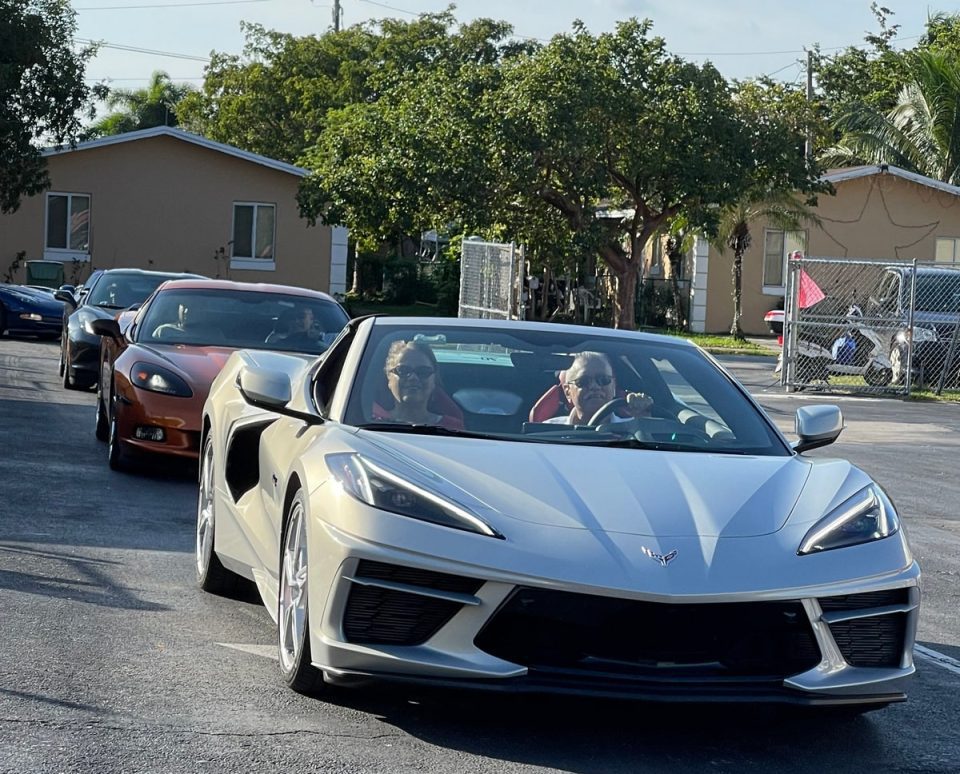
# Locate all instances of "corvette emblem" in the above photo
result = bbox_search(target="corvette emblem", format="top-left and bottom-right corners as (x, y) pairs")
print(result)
(641, 547), (678, 567)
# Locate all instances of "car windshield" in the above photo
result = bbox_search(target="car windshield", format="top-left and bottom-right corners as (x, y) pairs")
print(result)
(136, 288), (348, 353)
(343, 324), (789, 456)
(86, 273), (190, 309)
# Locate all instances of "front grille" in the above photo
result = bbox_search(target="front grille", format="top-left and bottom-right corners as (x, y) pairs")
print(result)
(474, 588), (821, 680)
(828, 614), (906, 668)
(818, 588), (909, 611)
(342, 561), (483, 646)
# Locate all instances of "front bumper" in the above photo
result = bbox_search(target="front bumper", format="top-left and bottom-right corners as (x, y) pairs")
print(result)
(305, 516), (920, 706)
(115, 387), (202, 461)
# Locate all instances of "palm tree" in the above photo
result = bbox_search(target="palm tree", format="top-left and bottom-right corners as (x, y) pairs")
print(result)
(711, 192), (818, 340)
(87, 71), (197, 138)
(821, 49), (960, 184)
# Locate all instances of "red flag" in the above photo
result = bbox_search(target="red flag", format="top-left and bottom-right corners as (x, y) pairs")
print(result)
(798, 268), (825, 309)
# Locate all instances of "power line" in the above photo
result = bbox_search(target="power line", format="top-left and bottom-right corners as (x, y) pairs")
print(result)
(357, 0), (418, 15)
(75, 38), (212, 62)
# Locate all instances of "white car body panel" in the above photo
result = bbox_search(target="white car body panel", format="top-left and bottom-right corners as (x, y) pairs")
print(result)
(201, 317), (920, 706)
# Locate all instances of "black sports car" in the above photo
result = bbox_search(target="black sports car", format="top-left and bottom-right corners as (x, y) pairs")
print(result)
(57, 268), (205, 390)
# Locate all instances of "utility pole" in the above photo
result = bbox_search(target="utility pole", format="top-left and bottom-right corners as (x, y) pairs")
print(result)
(805, 48), (814, 160)
(333, 0), (342, 32)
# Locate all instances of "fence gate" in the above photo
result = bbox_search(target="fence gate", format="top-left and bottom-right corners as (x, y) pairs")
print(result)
(782, 257), (913, 395)
(458, 239), (524, 319)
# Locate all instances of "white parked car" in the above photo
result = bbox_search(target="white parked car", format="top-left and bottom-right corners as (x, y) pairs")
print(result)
(197, 316), (919, 711)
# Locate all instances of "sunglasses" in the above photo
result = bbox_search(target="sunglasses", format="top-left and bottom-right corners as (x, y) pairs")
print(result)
(569, 374), (613, 388)
(390, 365), (436, 379)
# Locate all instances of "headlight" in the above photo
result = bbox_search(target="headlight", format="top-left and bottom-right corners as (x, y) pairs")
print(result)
(798, 484), (899, 555)
(81, 314), (98, 336)
(326, 453), (501, 538)
(130, 362), (193, 397)
(897, 326), (937, 344)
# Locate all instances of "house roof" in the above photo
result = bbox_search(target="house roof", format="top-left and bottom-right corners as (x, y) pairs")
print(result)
(42, 126), (310, 178)
(821, 164), (960, 198)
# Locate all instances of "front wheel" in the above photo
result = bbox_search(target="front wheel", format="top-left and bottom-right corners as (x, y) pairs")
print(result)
(864, 364), (893, 387)
(278, 491), (325, 695)
(107, 394), (127, 471)
(62, 341), (77, 390)
(94, 388), (109, 442)
(196, 435), (240, 594)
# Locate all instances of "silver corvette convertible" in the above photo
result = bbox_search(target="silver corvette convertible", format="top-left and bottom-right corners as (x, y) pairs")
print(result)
(197, 316), (919, 710)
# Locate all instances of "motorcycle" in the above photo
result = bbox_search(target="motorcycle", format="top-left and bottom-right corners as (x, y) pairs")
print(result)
(775, 305), (893, 387)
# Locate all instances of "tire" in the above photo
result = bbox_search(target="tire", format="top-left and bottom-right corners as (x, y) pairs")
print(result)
(196, 435), (240, 594)
(864, 365), (893, 387)
(62, 341), (77, 390)
(107, 394), (127, 471)
(278, 490), (325, 695)
(58, 336), (66, 376)
(94, 388), (109, 442)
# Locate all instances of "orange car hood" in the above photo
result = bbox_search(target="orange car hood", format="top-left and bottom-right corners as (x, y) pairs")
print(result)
(133, 343), (238, 398)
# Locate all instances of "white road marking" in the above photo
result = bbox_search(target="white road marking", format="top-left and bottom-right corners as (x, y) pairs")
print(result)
(217, 642), (278, 661)
(915, 644), (960, 677)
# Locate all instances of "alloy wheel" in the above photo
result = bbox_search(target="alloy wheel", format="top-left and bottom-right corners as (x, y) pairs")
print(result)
(278, 501), (308, 674)
(196, 439), (216, 579)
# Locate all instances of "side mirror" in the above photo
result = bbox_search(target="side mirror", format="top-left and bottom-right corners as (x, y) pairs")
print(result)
(54, 289), (77, 306)
(237, 366), (323, 425)
(90, 318), (122, 341)
(793, 405), (843, 453)
(238, 366), (292, 410)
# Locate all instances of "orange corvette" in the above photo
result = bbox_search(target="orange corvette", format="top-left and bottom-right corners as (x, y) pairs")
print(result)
(92, 279), (349, 471)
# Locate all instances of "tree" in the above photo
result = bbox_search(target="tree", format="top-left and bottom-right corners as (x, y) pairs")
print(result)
(0, 0), (97, 213)
(715, 78), (826, 339)
(493, 20), (804, 329)
(86, 70), (196, 138)
(821, 48), (960, 183)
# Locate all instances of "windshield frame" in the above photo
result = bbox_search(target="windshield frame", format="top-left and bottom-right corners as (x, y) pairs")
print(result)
(339, 320), (792, 456)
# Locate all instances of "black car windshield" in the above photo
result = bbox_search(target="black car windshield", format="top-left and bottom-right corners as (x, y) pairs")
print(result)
(136, 288), (349, 353)
(86, 272), (194, 309)
(917, 273), (960, 313)
(343, 324), (789, 456)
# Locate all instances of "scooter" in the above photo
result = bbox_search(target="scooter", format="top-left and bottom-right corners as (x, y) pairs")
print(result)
(776, 305), (893, 387)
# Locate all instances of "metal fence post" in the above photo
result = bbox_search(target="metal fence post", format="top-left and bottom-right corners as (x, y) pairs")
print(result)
(905, 259), (917, 396)
(783, 258), (797, 391)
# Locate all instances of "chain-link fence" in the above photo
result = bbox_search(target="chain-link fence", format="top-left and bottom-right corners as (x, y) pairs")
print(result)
(458, 240), (524, 319)
(781, 257), (960, 395)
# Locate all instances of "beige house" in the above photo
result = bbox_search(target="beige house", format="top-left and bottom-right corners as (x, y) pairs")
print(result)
(0, 126), (347, 294)
(676, 165), (960, 335)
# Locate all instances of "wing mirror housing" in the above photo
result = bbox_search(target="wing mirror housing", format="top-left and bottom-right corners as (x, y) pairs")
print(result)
(54, 287), (77, 306)
(237, 366), (323, 425)
(90, 318), (122, 342)
(793, 405), (843, 453)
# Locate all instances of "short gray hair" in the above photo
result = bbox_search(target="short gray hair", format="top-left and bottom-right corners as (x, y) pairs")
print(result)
(566, 351), (613, 380)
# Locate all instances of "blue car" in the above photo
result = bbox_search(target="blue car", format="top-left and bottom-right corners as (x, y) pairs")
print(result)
(0, 284), (65, 338)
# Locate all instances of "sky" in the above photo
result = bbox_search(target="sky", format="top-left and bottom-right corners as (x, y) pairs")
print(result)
(73, 0), (951, 96)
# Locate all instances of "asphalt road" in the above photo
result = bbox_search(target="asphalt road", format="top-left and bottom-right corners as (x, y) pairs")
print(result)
(0, 337), (958, 774)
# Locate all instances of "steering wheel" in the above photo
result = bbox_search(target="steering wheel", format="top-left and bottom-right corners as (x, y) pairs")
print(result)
(587, 397), (628, 426)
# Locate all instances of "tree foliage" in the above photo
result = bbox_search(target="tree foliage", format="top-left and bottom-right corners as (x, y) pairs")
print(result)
(0, 0), (97, 213)
(86, 70), (196, 138)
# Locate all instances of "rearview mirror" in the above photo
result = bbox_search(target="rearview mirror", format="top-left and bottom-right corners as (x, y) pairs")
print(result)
(793, 405), (843, 453)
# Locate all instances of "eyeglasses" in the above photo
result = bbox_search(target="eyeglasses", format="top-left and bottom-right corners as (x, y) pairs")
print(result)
(389, 365), (436, 379)
(569, 374), (613, 388)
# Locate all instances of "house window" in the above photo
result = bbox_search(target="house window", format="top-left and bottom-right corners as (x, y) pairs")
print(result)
(763, 229), (806, 293)
(44, 193), (90, 260)
(935, 237), (960, 263)
(231, 203), (276, 270)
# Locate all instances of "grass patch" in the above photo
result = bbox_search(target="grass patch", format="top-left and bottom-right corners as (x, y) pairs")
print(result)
(642, 328), (778, 357)
(907, 388), (960, 402)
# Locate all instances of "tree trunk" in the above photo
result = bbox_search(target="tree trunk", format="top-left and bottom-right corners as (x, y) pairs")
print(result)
(616, 267), (638, 330)
(730, 246), (745, 340)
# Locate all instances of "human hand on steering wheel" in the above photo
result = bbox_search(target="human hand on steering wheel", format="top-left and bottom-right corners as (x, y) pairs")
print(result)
(587, 392), (653, 426)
